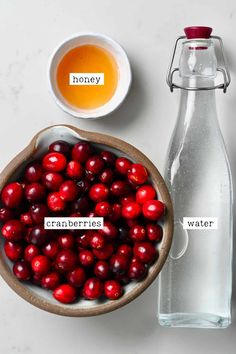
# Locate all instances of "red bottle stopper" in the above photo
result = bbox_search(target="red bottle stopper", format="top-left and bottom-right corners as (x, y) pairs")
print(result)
(184, 26), (212, 39)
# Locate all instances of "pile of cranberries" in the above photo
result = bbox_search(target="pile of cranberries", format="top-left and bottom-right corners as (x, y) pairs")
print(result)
(0, 140), (165, 304)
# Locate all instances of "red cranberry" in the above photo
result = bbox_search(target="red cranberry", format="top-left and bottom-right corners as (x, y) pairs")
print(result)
(99, 168), (114, 184)
(146, 224), (163, 242)
(126, 219), (139, 227)
(25, 183), (46, 202)
(49, 140), (71, 156)
(110, 180), (130, 197)
(56, 249), (77, 272)
(90, 233), (105, 250)
(93, 243), (114, 260)
(4, 241), (22, 261)
(20, 212), (33, 226)
(142, 200), (165, 220)
(127, 164), (148, 185)
(128, 260), (147, 280)
(47, 192), (65, 212)
(24, 162), (43, 183)
(59, 180), (79, 202)
(1, 182), (23, 209)
(79, 250), (94, 267)
(31, 255), (51, 275)
(100, 151), (116, 167)
(121, 202), (141, 219)
(42, 152), (67, 172)
(129, 225), (146, 241)
(42, 172), (64, 191)
(0, 207), (14, 223)
(104, 280), (123, 300)
(53, 284), (77, 303)
(120, 194), (136, 206)
(99, 221), (118, 240)
(115, 274), (130, 285)
(30, 203), (48, 224)
(76, 179), (90, 194)
(66, 161), (84, 179)
(58, 234), (74, 249)
(95, 201), (112, 217)
(71, 196), (90, 214)
(2, 220), (25, 242)
(83, 277), (103, 300)
(86, 155), (104, 175)
(28, 225), (48, 246)
(115, 157), (132, 175)
(110, 254), (130, 275)
(89, 183), (109, 202)
(94, 261), (110, 280)
(72, 141), (93, 163)
(136, 185), (156, 204)
(43, 240), (59, 259)
(13, 261), (31, 281)
(134, 242), (157, 264)
(108, 203), (122, 222)
(117, 244), (132, 258)
(67, 267), (86, 287)
(41, 271), (60, 290)
(24, 244), (40, 262)
(85, 170), (96, 183)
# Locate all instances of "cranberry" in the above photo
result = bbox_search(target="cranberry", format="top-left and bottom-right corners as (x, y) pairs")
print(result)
(2, 220), (25, 242)
(118, 226), (130, 243)
(28, 225), (48, 246)
(42, 152), (67, 172)
(93, 243), (114, 260)
(146, 224), (163, 242)
(49, 140), (71, 156)
(13, 261), (31, 281)
(121, 202), (141, 219)
(83, 277), (103, 300)
(136, 185), (156, 204)
(108, 203), (122, 222)
(94, 261), (110, 280)
(42, 172), (64, 191)
(127, 164), (148, 185)
(56, 249), (77, 272)
(110, 254), (129, 275)
(89, 183), (109, 203)
(86, 155), (104, 175)
(1, 182), (23, 209)
(129, 225), (146, 241)
(24, 244), (40, 262)
(47, 192), (65, 212)
(25, 183), (46, 202)
(77, 231), (92, 248)
(30, 203), (48, 224)
(100, 151), (116, 167)
(66, 161), (84, 180)
(43, 240), (59, 259)
(76, 179), (90, 194)
(134, 242), (157, 264)
(99, 168), (114, 184)
(24, 162), (43, 182)
(0, 207), (14, 223)
(95, 201), (112, 217)
(117, 244), (133, 258)
(104, 280), (123, 300)
(90, 233), (105, 249)
(4, 241), (22, 261)
(71, 196), (90, 214)
(58, 234), (74, 249)
(120, 194), (136, 206)
(128, 260), (147, 280)
(59, 180), (79, 202)
(85, 170), (96, 183)
(31, 255), (51, 275)
(142, 200), (165, 220)
(67, 267), (86, 287)
(110, 180), (130, 197)
(72, 141), (93, 163)
(79, 250), (94, 267)
(20, 212), (33, 226)
(99, 221), (118, 240)
(116, 157), (132, 175)
(41, 271), (60, 290)
(53, 284), (77, 304)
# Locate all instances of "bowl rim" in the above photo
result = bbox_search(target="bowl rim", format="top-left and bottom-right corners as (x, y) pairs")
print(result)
(0, 125), (173, 317)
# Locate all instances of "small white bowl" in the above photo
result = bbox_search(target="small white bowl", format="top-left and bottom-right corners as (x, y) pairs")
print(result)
(48, 33), (132, 119)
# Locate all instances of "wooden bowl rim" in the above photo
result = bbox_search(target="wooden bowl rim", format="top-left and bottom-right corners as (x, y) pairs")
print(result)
(0, 124), (173, 317)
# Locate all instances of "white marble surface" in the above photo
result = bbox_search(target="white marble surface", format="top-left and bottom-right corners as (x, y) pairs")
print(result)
(0, 0), (236, 353)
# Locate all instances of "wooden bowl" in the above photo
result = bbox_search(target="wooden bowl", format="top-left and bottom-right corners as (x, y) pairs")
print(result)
(0, 125), (173, 316)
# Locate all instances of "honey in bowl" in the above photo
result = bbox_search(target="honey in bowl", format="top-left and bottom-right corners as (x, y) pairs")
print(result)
(56, 45), (118, 110)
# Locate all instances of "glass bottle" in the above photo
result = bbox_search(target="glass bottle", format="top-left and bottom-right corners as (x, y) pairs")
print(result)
(158, 26), (233, 328)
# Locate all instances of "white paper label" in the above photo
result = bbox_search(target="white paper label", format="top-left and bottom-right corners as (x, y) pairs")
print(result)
(69, 73), (104, 85)
(183, 217), (218, 230)
(44, 217), (104, 230)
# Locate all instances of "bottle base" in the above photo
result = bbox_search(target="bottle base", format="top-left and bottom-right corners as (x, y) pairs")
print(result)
(158, 313), (231, 329)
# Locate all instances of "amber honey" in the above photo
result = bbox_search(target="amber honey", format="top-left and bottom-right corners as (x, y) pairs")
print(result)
(56, 45), (118, 110)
